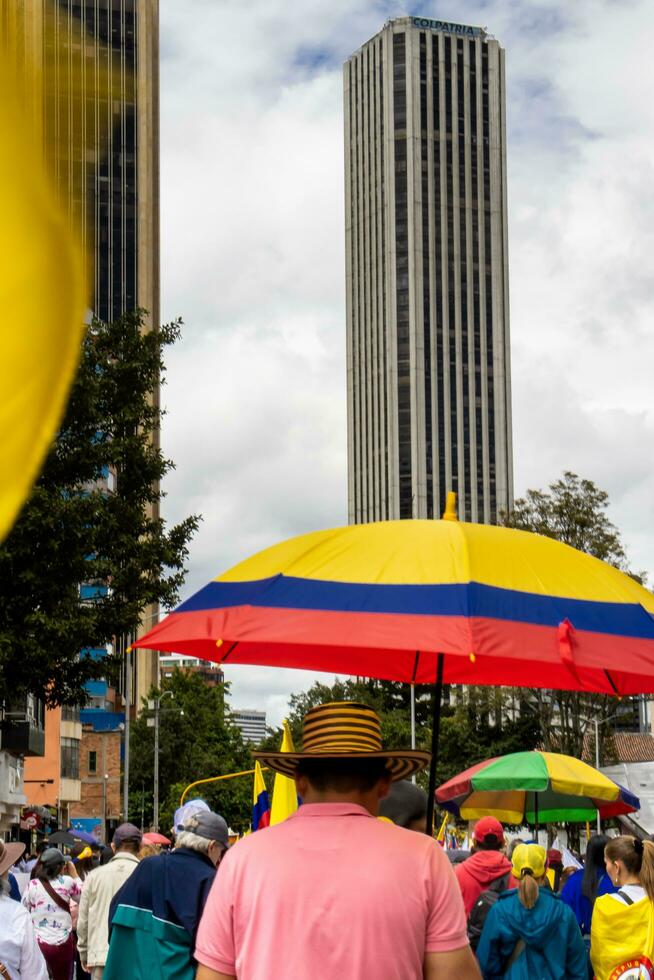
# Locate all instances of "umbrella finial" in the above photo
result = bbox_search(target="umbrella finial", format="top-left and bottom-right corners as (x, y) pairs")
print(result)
(442, 492), (458, 522)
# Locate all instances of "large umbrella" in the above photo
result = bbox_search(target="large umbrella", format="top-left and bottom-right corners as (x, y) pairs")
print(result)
(435, 750), (640, 826)
(134, 506), (654, 833)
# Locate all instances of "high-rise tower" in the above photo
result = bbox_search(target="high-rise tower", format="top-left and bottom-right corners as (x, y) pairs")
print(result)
(344, 16), (513, 524)
(7, 0), (160, 706)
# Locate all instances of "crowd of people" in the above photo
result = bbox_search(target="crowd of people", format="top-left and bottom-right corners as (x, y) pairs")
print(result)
(1, 699), (653, 979)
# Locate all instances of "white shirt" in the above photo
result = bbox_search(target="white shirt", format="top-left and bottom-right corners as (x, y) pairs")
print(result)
(0, 893), (49, 979)
(610, 883), (647, 904)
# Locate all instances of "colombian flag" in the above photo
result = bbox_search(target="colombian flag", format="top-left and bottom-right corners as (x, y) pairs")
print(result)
(252, 761), (271, 831)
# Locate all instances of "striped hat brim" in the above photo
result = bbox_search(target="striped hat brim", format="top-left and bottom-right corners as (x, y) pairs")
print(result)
(252, 749), (431, 783)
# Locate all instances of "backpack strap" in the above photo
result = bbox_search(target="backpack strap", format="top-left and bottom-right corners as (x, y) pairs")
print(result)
(617, 889), (635, 906)
(489, 872), (511, 894)
(41, 878), (71, 914)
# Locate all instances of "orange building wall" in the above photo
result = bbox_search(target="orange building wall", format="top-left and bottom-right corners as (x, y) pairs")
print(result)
(24, 707), (61, 807)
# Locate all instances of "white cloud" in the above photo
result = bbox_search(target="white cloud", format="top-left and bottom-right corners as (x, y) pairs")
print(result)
(159, 0), (654, 725)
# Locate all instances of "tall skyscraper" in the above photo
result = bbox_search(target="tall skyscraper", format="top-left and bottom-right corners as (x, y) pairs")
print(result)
(344, 16), (513, 525)
(13, 0), (160, 827)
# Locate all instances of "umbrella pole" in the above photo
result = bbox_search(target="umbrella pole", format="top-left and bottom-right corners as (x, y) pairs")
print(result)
(425, 653), (445, 837)
(534, 794), (539, 844)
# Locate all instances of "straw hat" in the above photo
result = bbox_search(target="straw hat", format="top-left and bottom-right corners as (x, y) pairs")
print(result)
(254, 701), (430, 782)
(0, 840), (25, 878)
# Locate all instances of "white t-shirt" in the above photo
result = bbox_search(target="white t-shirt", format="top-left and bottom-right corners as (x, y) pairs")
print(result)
(0, 893), (49, 979)
(610, 883), (647, 904)
(22, 875), (82, 945)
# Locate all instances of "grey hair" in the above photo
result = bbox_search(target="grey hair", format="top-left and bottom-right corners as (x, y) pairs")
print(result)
(175, 830), (212, 855)
(0, 878), (10, 896)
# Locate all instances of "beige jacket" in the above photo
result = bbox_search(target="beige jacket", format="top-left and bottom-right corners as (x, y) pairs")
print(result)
(77, 852), (139, 967)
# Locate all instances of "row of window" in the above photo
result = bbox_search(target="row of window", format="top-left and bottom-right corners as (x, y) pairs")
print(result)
(61, 738), (103, 779)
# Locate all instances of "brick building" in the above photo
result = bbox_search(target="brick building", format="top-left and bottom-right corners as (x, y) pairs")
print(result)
(69, 723), (122, 843)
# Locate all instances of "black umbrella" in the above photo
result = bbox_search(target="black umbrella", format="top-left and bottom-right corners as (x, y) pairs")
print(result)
(47, 831), (76, 848)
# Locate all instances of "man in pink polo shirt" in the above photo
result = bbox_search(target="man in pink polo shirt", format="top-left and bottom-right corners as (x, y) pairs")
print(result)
(195, 701), (480, 980)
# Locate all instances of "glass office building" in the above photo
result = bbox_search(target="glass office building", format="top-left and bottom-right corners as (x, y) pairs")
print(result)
(345, 17), (513, 524)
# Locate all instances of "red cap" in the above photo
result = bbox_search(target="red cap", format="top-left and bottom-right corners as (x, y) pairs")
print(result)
(473, 816), (504, 844)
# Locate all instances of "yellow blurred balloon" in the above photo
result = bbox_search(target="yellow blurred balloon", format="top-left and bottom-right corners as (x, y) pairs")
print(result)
(0, 10), (89, 542)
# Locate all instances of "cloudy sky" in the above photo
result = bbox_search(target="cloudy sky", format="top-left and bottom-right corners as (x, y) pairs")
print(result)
(158, 0), (654, 726)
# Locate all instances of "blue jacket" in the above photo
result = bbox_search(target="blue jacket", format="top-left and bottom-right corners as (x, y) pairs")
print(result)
(477, 887), (587, 980)
(560, 868), (616, 935)
(104, 848), (217, 980)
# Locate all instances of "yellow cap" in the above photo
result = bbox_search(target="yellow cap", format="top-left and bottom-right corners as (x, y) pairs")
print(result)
(511, 843), (546, 879)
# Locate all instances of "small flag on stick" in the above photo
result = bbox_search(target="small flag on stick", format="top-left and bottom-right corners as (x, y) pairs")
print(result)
(252, 761), (271, 831)
(270, 720), (299, 826)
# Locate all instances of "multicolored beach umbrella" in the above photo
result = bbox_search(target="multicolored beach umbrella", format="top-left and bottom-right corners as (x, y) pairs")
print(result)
(134, 505), (654, 833)
(436, 751), (640, 824)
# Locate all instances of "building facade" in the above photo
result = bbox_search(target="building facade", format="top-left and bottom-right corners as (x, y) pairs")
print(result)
(344, 16), (513, 524)
(69, 723), (122, 843)
(11, 0), (160, 709)
(160, 655), (225, 688)
(23, 706), (82, 830)
(6, 0), (160, 828)
(231, 710), (267, 745)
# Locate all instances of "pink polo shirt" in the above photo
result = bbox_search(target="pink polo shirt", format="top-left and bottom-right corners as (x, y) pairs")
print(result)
(195, 802), (468, 979)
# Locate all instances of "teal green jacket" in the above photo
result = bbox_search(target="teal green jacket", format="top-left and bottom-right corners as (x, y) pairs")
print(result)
(103, 848), (216, 980)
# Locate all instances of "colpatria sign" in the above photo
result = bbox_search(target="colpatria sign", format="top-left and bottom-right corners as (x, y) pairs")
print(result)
(412, 17), (483, 37)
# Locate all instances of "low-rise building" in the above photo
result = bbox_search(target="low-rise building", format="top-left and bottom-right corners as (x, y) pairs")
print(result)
(0, 694), (45, 833)
(23, 704), (81, 830)
(70, 722), (122, 843)
(160, 654), (224, 688)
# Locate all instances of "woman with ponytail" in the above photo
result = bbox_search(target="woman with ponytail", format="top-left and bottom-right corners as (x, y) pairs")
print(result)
(476, 844), (587, 979)
(590, 836), (654, 980)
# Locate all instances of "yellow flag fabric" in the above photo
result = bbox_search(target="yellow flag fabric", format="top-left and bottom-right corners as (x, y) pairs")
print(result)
(0, 25), (86, 543)
(591, 893), (654, 980)
(270, 721), (299, 826)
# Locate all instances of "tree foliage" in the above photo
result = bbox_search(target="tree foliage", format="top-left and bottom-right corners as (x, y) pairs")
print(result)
(501, 471), (644, 760)
(261, 678), (540, 789)
(503, 471), (632, 570)
(0, 311), (199, 706)
(129, 670), (253, 833)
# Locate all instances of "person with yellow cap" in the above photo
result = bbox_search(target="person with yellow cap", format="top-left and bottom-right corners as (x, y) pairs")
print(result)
(476, 843), (587, 979)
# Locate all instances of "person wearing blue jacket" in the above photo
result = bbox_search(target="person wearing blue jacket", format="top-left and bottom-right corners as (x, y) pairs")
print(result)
(560, 834), (616, 935)
(477, 843), (587, 980)
(103, 810), (229, 980)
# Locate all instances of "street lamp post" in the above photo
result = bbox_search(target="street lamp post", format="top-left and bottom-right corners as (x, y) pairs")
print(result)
(149, 690), (174, 833)
(102, 773), (109, 842)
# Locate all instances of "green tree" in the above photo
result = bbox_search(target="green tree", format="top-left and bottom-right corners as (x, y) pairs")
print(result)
(0, 311), (199, 706)
(129, 670), (254, 833)
(501, 471), (644, 761)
